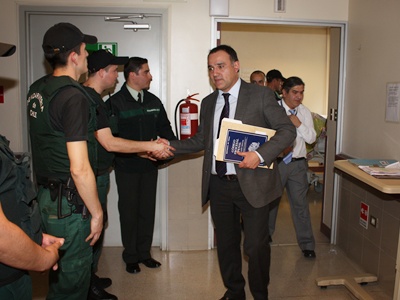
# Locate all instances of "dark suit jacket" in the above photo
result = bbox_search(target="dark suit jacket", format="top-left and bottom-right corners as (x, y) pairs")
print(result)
(170, 79), (296, 208)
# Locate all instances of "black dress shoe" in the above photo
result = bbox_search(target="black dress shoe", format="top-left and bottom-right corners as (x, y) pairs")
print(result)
(92, 274), (112, 289)
(88, 285), (118, 300)
(126, 262), (141, 273)
(303, 250), (316, 258)
(139, 258), (161, 268)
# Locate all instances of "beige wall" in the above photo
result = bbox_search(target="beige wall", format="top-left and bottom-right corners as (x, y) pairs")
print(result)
(0, 0), (349, 250)
(345, 0), (400, 160)
(221, 24), (329, 116)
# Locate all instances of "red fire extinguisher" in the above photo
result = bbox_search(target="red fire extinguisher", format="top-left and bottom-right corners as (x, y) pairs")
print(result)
(174, 93), (200, 140)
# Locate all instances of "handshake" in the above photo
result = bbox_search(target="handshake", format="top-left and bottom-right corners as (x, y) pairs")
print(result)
(142, 138), (175, 161)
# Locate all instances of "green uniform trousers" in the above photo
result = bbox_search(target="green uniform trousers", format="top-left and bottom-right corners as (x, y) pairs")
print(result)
(38, 187), (92, 300)
(92, 172), (110, 274)
(0, 273), (31, 300)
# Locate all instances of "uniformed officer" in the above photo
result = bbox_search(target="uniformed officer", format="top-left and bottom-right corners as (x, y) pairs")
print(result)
(83, 50), (173, 300)
(0, 43), (64, 300)
(27, 23), (103, 300)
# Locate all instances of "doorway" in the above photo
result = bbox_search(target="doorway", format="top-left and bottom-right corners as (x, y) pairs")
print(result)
(19, 5), (169, 248)
(213, 18), (346, 243)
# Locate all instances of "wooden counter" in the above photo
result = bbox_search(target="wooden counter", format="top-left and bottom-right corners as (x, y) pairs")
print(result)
(333, 160), (400, 300)
(334, 160), (400, 194)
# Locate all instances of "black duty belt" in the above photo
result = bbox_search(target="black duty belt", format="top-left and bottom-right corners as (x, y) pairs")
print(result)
(37, 177), (87, 219)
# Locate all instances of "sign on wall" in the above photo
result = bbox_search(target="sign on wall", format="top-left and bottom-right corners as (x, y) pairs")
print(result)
(360, 202), (369, 229)
(0, 86), (3, 104)
(86, 42), (118, 55)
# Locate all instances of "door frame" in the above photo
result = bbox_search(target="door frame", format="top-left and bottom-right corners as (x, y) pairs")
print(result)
(211, 17), (347, 245)
(18, 5), (170, 249)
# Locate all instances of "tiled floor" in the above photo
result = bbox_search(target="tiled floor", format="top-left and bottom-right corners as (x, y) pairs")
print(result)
(31, 187), (393, 299)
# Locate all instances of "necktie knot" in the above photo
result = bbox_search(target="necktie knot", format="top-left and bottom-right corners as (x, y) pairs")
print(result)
(222, 93), (230, 103)
(289, 109), (296, 115)
(218, 93), (230, 137)
(137, 93), (142, 103)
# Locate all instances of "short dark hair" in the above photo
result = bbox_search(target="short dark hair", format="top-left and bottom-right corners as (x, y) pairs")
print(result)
(282, 76), (305, 93)
(44, 43), (82, 69)
(208, 45), (239, 63)
(124, 57), (148, 80)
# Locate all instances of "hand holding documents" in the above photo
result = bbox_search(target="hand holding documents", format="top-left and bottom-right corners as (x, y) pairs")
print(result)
(348, 159), (400, 178)
(215, 118), (276, 169)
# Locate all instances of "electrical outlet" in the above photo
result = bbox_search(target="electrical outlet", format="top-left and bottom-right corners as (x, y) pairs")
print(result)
(370, 216), (378, 228)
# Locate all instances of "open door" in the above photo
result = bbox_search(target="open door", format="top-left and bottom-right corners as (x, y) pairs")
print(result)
(320, 27), (341, 238)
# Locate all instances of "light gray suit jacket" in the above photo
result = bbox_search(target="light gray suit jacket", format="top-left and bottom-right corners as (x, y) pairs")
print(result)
(170, 79), (296, 208)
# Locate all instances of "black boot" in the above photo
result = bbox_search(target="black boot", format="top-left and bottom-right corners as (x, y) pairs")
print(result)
(92, 274), (112, 289)
(88, 285), (118, 300)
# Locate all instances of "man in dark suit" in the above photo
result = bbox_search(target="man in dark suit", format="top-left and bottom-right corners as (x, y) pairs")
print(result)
(168, 45), (296, 300)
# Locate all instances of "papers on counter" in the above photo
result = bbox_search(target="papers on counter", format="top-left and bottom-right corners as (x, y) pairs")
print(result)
(349, 159), (400, 178)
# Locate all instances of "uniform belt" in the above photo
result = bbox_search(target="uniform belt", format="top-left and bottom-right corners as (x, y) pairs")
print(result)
(277, 157), (306, 163)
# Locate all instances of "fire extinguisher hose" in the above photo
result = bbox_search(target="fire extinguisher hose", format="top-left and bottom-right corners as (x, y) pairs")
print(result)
(174, 99), (186, 140)
(174, 93), (200, 140)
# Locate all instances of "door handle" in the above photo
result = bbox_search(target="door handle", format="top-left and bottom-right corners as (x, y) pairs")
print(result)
(329, 108), (337, 121)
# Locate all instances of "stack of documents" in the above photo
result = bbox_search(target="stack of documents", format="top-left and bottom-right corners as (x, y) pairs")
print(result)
(215, 118), (276, 169)
(349, 159), (400, 178)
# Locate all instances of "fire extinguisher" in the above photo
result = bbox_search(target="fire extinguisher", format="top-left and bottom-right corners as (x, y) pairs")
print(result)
(174, 93), (200, 140)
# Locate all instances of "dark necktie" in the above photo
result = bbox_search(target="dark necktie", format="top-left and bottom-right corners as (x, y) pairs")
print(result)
(137, 93), (142, 103)
(216, 93), (230, 177)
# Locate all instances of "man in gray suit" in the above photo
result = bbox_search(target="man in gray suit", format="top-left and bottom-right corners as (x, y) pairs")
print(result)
(168, 45), (296, 300)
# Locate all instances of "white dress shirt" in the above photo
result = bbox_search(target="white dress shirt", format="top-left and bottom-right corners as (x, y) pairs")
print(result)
(280, 100), (316, 159)
(212, 79), (240, 175)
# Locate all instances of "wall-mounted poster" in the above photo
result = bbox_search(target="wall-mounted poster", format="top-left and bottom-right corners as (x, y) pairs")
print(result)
(386, 82), (400, 122)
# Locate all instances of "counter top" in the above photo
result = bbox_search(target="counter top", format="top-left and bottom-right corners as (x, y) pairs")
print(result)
(334, 160), (400, 194)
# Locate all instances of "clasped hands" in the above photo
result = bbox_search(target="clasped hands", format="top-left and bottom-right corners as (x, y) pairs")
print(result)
(139, 138), (175, 161)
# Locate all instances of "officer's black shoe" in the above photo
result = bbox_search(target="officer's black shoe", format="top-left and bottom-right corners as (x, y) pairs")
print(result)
(302, 250), (316, 258)
(88, 285), (118, 300)
(92, 274), (112, 289)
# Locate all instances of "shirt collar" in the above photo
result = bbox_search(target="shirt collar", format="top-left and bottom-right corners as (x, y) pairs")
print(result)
(280, 99), (298, 113)
(126, 84), (142, 101)
(218, 78), (241, 99)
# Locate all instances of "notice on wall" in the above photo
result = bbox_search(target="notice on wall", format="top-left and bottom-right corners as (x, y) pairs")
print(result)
(360, 202), (369, 229)
(0, 86), (3, 104)
(386, 83), (400, 122)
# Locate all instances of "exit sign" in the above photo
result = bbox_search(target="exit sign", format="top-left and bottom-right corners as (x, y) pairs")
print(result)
(86, 43), (118, 55)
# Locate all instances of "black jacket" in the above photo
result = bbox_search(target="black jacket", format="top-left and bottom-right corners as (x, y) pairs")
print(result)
(106, 83), (176, 173)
